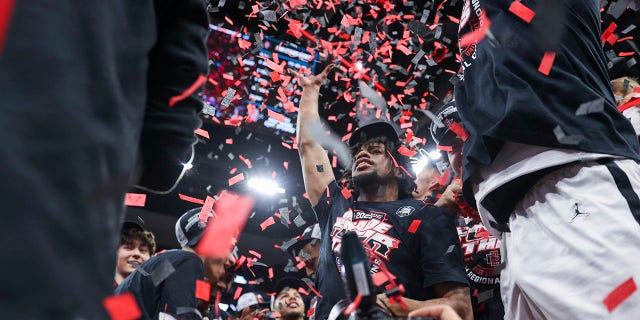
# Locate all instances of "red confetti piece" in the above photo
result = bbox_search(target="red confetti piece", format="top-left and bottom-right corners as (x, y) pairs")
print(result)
(249, 250), (262, 259)
(168, 74), (206, 107)
(125, 193), (146, 207)
(283, 161), (289, 170)
(343, 293), (362, 315)
(233, 286), (243, 300)
(0, 0), (16, 55)
(195, 279), (211, 302)
(195, 191), (254, 258)
(436, 145), (453, 152)
(239, 155), (253, 168)
(397, 145), (417, 157)
(449, 121), (469, 141)
(194, 128), (210, 139)
(268, 109), (286, 123)
(603, 277), (637, 312)
(260, 216), (276, 230)
(102, 293), (142, 320)
(538, 51), (556, 76)
(296, 260), (307, 269)
(200, 196), (215, 222)
(372, 271), (396, 286)
(228, 173), (245, 186)
(408, 220), (422, 233)
(225, 138), (234, 144)
(508, 1), (535, 23)
(602, 22), (617, 44)
(268, 267), (274, 279)
(178, 193), (205, 205)
(341, 187), (352, 199)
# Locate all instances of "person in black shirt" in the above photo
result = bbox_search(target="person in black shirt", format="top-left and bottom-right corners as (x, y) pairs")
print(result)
(455, 0), (640, 318)
(0, 1), (207, 318)
(290, 66), (471, 320)
(115, 207), (237, 319)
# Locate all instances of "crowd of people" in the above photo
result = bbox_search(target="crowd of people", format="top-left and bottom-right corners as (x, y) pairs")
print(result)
(2, 0), (639, 320)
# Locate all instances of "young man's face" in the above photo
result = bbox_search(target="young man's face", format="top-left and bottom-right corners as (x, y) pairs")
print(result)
(273, 287), (305, 319)
(351, 142), (396, 186)
(413, 164), (440, 200)
(203, 252), (237, 295)
(116, 240), (151, 278)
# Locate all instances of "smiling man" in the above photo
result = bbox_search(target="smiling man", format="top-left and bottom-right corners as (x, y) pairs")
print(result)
(272, 278), (307, 320)
(114, 221), (156, 286)
(291, 66), (471, 320)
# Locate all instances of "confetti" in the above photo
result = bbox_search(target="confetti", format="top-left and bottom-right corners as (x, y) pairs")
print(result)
(194, 128), (210, 139)
(229, 172), (245, 186)
(603, 277), (637, 312)
(125, 193), (147, 207)
(150, 260), (175, 287)
(178, 193), (205, 205)
(195, 191), (254, 258)
(408, 220), (421, 233)
(169, 74), (206, 107)
(103, 293), (142, 320)
(261, 216), (276, 230)
(575, 98), (605, 116)
(195, 279), (211, 302)
(537, 51), (556, 76)
(508, 1), (536, 23)
(553, 125), (584, 145)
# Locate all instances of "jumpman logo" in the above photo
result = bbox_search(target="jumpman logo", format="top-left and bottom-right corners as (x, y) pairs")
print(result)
(570, 203), (589, 223)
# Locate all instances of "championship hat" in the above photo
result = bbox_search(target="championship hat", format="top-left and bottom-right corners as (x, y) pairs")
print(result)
(175, 207), (214, 248)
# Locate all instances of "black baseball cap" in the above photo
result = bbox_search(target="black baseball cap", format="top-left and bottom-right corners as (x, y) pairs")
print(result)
(348, 121), (400, 149)
(430, 101), (462, 147)
(273, 276), (306, 295)
(175, 207), (214, 248)
(121, 220), (145, 232)
(281, 224), (321, 257)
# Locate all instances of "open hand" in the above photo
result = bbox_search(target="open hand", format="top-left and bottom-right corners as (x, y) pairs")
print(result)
(289, 64), (333, 88)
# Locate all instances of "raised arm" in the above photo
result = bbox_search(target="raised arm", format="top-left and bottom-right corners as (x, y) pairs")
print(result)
(290, 65), (336, 206)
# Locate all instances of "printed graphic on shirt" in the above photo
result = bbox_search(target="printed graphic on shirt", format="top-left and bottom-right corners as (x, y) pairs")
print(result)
(457, 221), (501, 285)
(395, 206), (415, 217)
(330, 209), (401, 275)
(457, 0), (484, 81)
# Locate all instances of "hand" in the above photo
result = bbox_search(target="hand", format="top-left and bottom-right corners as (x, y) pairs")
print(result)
(289, 64), (333, 89)
(434, 179), (463, 215)
(409, 305), (462, 320)
(239, 307), (270, 320)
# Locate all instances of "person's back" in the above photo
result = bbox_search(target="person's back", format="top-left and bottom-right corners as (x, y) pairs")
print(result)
(0, 1), (207, 318)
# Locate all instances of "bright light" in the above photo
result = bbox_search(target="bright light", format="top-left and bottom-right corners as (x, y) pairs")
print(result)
(183, 163), (193, 170)
(355, 61), (363, 71)
(412, 157), (431, 175)
(234, 275), (247, 284)
(428, 150), (442, 160)
(248, 178), (286, 195)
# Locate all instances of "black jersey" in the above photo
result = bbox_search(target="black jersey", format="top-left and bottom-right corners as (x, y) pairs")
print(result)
(115, 250), (205, 320)
(312, 181), (468, 320)
(455, 0), (640, 207)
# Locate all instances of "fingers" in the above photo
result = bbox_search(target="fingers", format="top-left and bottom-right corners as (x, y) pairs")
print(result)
(319, 63), (334, 78)
(408, 305), (462, 320)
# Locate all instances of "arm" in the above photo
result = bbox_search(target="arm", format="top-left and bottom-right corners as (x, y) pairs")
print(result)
(408, 304), (463, 320)
(376, 283), (471, 320)
(135, 0), (208, 193)
(290, 65), (336, 206)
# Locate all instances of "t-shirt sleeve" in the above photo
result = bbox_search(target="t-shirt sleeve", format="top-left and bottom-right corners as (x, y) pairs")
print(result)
(312, 180), (343, 228)
(419, 206), (469, 289)
(157, 254), (205, 319)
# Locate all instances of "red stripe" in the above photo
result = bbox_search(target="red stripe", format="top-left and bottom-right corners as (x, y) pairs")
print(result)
(0, 0), (16, 55)
(168, 74), (206, 107)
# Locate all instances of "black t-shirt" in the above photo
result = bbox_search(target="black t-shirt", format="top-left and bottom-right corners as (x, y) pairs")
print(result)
(115, 250), (205, 320)
(312, 181), (469, 320)
(455, 218), (504, 320)
(455, 0), (640, 206)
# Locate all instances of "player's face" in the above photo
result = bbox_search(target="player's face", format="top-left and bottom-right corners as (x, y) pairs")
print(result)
(352, 142), (396, 184)
(203, 252), (237, 295)
(274, 287), (305, 318)
(447, 138), (464, 177)
(116, 240), (150, 278)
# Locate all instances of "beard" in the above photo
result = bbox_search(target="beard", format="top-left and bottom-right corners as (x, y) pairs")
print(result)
(352, 171), (378, 189)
